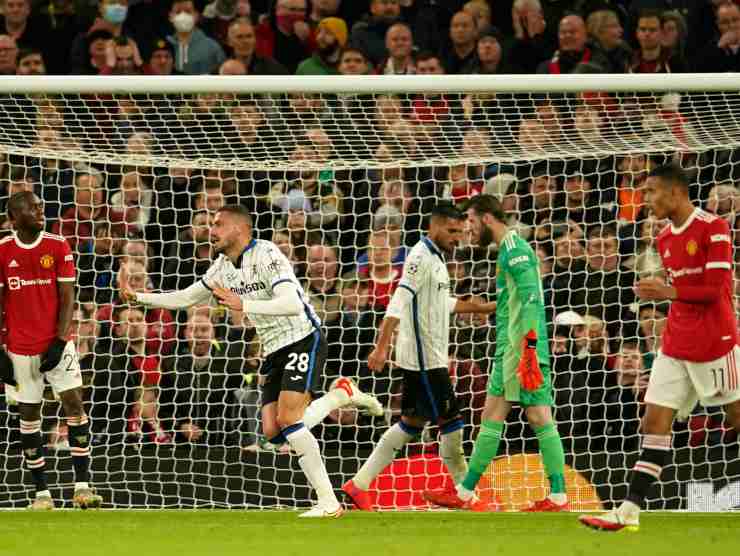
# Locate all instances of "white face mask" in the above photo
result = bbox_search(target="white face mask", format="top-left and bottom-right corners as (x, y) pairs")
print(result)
(172, 11), (195, 33)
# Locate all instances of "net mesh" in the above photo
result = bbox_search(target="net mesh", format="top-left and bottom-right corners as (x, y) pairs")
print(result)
(0, 80), (739, 510)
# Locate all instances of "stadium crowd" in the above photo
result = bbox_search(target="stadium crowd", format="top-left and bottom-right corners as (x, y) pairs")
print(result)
(0, 0), (739, 458)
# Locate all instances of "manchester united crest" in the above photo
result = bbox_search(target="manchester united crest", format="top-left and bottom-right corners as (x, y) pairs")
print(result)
(40, 254), (54, 269)
(686, 240), (698, 256)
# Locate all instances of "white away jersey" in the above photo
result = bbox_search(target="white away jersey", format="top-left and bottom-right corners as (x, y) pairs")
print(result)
(394, 236), (453, 371)
(202, 239), (319, 355)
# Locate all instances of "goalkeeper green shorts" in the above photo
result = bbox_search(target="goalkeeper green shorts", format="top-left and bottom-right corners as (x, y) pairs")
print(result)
(488, 357), (553, 407)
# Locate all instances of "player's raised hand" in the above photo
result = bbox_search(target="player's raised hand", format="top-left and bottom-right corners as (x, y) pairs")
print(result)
(634, 278), (676, 301)
(213, 286), (243, 312)
(119, 265), (138, 304)
(367, 345), (389, 373)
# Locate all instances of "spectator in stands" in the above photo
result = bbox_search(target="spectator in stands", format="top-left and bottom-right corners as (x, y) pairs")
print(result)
(167, 0), (226, 75)
(519, 170), (558, 228)
(463, 0), (491, 31)
(550, 225), (588, 313)
(193, 178), (226, 215)
(110, 304), (172, 444)
(661, 10), (688, 61)
(15, 47), (45, 75)
(0, 0), (50, 54)
(580, 223), (637, 338)
(255, 0), (312, 73)
(441, 10), (478, 74)
(638, 303), (667, 367)
(624, 213), (665, 279)
(470, 26), (505, 74)
(615, 153), (649, 224)
(538, 14), (606, 74)
(356, 205), (406, 272)
(77, 220), (122, 303)
(0, 35), (18, 74)
(695, 2), (740, 72)
(554, 171), (616, 228)
(225, 18), (287, 75)
(614, 340), (649, 399)
(296, 16), (347, 75)
(218, 58), (246, 74)
(227, 101), (269, 159)
(99, 35), (143, 75)
(77, 29), (114, 74)
(53, 168), (116, 253)
(143, 37), (177, 75)
(350, 0), (401, 66)
(110, 171), (153, 234)
(161, 311), (245, 445)
(506, 0), (556, 74)
(338, 46), (371, 74)
(201, 0), (248, 45)
(303, 243), (342, 345)
(706, 182), (739, 225)
(586, 9), (631, 73)
(359, 228), (402, 312)
(378, 22), (414, 74)
(630, 9), (687, 73)
(443, 163), (483, 202)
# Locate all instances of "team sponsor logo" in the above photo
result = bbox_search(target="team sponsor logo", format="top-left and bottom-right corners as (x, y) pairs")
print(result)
(509, 255), (528, 266)
(40, 254), (54, 269)
(686, 239), (698, 256)
(231, 281), (266, 295)
(7, 276), (53, 290)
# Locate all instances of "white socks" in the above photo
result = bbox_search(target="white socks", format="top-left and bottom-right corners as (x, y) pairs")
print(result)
(548, 493), (567, 505)
(303, 389), (349, 429)
(440, 429), (468, 485)
(353, 423), (416, 490)
(456, 484), (475, 502)
(284, 423), (338, 507)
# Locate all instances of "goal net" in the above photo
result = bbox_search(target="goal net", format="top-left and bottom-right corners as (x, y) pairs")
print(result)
(0, 74), (739, 510)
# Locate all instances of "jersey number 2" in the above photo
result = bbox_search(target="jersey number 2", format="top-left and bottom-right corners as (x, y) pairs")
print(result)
(286, 353), (310, 373)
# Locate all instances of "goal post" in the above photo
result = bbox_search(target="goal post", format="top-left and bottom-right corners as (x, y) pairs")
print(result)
(0, 74), (738, 510)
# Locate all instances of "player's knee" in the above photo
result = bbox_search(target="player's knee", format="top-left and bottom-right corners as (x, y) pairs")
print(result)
(724, 402), (740, 431)
(525, 406), (551, 429)
(62, 397), (84, 418)
(262, 420), (281, 441)
(276, 408), (301, 430)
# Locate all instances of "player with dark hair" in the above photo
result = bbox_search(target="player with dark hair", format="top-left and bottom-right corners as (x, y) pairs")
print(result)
(424, 194), (568, 512)
(342, 202), (497, 511)
(0, 191), (102, 509)
(580, 164), (740, 532)
(120, 204), (380, 517)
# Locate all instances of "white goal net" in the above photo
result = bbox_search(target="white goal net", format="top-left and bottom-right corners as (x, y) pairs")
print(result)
(1, 74), (739, 510)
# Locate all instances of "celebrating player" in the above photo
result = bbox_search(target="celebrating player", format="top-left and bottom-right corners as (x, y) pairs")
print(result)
(0, 192), (102, 510)
(120, 204), (380, 517)
(424, 194), (568, 512)
(341, 202), (497, 511)
(580, 164), (740, 532)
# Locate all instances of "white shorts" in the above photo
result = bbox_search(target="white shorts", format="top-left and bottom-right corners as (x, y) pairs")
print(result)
(645, 345), (740, 416)
(4, 341), (82, 404)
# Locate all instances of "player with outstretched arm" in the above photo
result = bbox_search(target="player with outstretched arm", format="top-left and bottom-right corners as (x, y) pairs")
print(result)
(342, 202), (497, 511)
(580, 164), (740, 532)
(121, 204), (381, 517)
(0, 191), (102, 510)
(424, 194), (568, 512)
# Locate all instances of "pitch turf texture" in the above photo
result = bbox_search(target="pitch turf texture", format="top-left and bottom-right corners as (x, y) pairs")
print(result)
(2, 512), (738, 556)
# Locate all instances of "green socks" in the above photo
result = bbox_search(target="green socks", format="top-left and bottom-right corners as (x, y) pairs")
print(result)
(461, 420), (504, 492)
(534, 423), (566, 494)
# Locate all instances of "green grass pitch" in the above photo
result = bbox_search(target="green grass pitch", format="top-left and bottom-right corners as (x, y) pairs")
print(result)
(1, 511), (737, 556)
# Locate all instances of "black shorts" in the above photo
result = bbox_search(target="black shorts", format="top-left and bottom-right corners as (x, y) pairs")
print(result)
(400, 368), (461, 424)
(260, 331), (326, 407)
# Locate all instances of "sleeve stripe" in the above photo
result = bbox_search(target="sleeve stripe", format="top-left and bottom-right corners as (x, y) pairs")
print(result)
(399, 284), (416, 295)
(711, 234), (732, 243)
(271, 278), (295, 291)
(706, 261), (732, 270)
(57, 277), (75, 282)
(200, 278), (213, 291)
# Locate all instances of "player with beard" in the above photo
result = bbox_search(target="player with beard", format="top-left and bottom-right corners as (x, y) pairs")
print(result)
(424, 195), (568, 512)
(120, 204), (381, 517)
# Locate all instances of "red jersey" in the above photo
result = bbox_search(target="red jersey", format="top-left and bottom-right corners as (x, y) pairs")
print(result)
(657, 208), (737, 362)
(0, 232), (75, 355)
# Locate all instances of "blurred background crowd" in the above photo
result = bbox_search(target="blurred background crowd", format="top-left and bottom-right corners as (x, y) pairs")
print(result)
(0, 0), (739, 459)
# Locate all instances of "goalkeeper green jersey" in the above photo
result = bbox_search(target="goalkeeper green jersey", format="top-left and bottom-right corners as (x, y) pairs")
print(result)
(491, 229), (551, 404)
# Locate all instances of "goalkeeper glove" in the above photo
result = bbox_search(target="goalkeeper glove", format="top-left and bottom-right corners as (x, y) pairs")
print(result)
(0, 348), (16, 386)
(39, 337), (67, 373)
(517, 330), (543, 392)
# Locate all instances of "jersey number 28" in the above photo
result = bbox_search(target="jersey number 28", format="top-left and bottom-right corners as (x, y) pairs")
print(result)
(286, 353), (310, 373)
